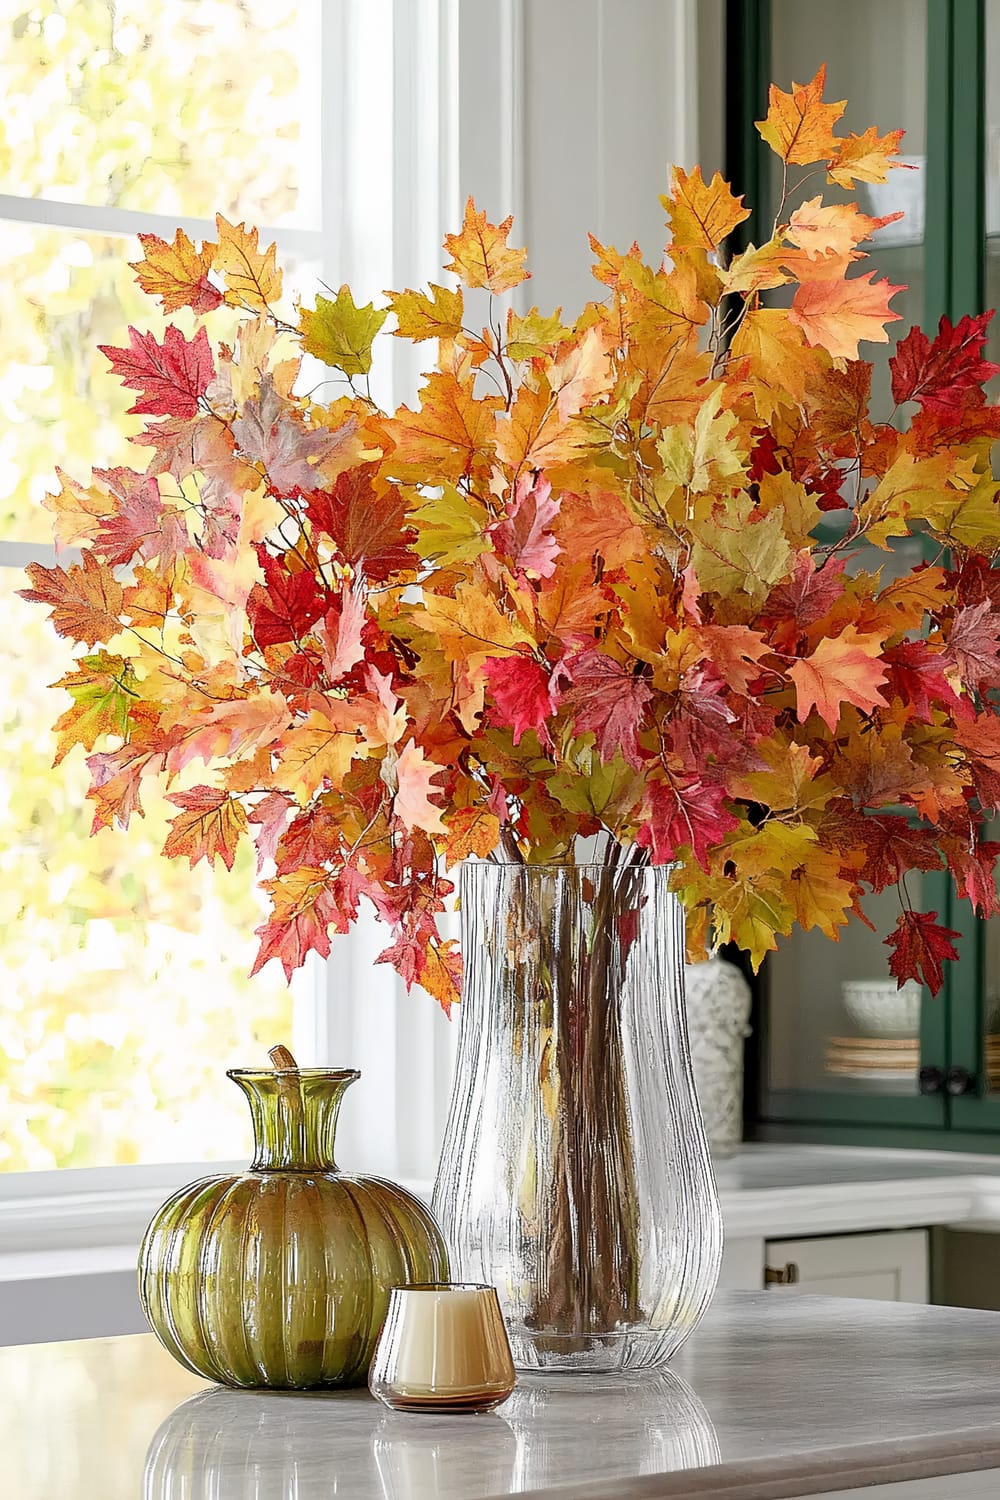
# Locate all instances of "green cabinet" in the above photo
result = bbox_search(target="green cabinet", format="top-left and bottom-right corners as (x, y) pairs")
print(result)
(727, 0), (1000, 1149)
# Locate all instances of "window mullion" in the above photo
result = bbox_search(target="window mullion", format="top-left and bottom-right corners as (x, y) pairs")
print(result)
(0, 192), (321, 259)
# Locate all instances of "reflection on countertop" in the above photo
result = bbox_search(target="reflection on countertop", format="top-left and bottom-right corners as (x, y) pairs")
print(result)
(8, 1293), (1000, 1499)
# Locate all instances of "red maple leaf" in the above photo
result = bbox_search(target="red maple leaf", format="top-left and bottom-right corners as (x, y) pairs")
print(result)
(248, 547), (327, 648)
(563, 649), (652, 768)
(834, 810), (943, 892)
(949, 554), (1000, 612)
(638, 776), (738, 869)
(884, 909), (960, 996)
(909, 393), (1000, 455)
(99, 324), (214, 419)
(305, 463), (418, 582)
(945, 602), (1000, 692)
(882, 639), (972, 723)
(481, 654), (564, 746)
(941, 828), (1000, 918)
(890, 312), (1000, 412)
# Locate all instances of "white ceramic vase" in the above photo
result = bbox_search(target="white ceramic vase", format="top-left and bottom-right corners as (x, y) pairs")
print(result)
(684, 956), (752, 1159)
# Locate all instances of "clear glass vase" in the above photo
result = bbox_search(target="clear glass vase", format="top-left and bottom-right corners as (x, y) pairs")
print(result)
(432, 860), (723, 1373)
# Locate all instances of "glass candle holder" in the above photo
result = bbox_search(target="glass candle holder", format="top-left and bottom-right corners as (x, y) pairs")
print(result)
(369, 1283), (516, 1413)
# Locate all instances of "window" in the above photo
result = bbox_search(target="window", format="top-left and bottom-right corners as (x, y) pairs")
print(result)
(0, 0), (466, 1199)
(0, 0), (322, 1174)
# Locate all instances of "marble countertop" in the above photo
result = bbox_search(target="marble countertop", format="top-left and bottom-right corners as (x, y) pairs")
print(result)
(8, 1292), (1000, 1500)
(714, 1143), (1000, 1238)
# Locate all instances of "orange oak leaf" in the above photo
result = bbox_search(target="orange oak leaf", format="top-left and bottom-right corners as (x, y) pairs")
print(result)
(163, 786), (248, 871)
(790, 268), (902, 360)
(168, 689), (290, 772)
(662, 166), (750, 251)
(784, 197), (901, 260)
(130, 229), (223, 314)
(387, 371), (501, 483)
(789, 625), (890, 730)
(443, 198), (530, 295)
(442, 806), (502, 862)
(755, 65), (846, 165)
(20, 550), (124, 646)
(885, 909), (959, 996)
(827, 126), (907, 188)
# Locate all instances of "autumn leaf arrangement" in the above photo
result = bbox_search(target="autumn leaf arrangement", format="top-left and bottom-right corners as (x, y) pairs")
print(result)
(23, 66), (1000, 1013)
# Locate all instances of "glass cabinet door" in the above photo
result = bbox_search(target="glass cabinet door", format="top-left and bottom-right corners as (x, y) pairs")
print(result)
(763, 870), (946, 1126)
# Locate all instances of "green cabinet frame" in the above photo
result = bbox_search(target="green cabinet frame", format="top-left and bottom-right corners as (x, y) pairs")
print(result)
(726, 0), (1000, 1147)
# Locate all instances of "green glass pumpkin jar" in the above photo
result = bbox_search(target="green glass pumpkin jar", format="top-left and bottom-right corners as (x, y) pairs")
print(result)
(138, 1063), (449, 1390)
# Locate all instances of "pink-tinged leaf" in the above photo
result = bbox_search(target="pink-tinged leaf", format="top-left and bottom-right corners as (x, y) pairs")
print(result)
(316, 582), (367, 682)
(639, 777), (739, 870)
(945, 601), (1000, 692)
(680, 563), (703, 622)
(247, 546), (326, 647)
(481, 654), (563, 747)
(491, 472), (561, 579)
(232, 374), (356, 496)
(890, 312), (1000, 412)
(393, 740), (448, 835)
(90, 470), (164, 566)
(86, 744), (165, 832)
(564, 649), (652, 768)
(99, 324), (214, 419)
(168, 689), (291, 773)
(251, 869), (342, 981)
(248, 791), (295, 872)
(884, 909), (960, 996)
(764, 552), (847, 650)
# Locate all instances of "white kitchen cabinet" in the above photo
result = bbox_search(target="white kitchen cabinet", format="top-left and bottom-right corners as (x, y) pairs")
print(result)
(764, 1228), (929, 1303)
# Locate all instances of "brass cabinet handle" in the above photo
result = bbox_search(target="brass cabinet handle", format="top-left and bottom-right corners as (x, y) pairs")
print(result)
(765, 1262), (800, 1287)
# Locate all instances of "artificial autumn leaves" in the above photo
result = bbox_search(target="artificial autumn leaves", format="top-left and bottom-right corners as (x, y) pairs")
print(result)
(22, 67), (1000, 1008)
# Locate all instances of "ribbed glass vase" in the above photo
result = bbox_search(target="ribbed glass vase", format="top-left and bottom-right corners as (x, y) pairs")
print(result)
(432, 859), (723, 1373)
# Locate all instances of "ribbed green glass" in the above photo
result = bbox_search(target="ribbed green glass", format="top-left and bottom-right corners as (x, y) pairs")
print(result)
(138, 1068), (449, 1390)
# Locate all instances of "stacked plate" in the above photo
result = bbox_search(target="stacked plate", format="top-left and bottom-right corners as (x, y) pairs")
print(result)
(824, 1035), (920, 1084)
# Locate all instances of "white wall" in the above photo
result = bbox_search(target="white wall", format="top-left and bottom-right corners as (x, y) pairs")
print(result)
(458, 0), (703, 314)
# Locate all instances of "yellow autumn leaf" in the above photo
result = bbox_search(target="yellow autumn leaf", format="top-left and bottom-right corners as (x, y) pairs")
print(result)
(213, 215), (282, 311)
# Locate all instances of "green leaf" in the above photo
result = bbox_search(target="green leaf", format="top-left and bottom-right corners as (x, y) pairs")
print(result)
(51, 652), (137, 763)
(299, 286), (388, 377)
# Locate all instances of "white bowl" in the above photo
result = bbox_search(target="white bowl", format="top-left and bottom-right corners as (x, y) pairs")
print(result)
(841, 978), (921, 1039)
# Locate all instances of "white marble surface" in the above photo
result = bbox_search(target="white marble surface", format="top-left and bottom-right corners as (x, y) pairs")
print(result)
(7, 1293), (1000, 1500)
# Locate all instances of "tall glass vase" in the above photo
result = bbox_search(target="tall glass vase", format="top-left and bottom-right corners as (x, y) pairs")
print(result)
(432, 859), (723, 1373)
